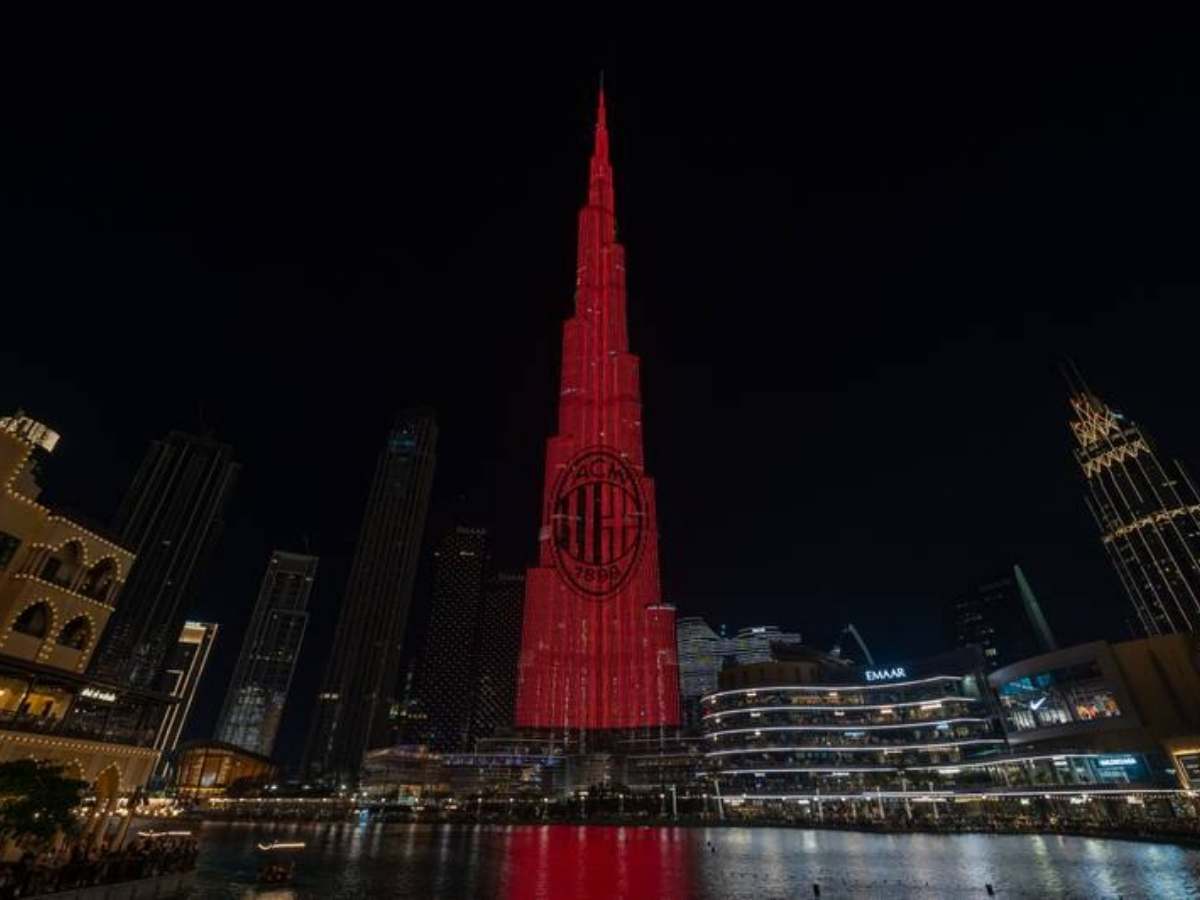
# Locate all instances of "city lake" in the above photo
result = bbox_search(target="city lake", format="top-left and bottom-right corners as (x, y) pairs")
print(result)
(186, 820), (1200, 898)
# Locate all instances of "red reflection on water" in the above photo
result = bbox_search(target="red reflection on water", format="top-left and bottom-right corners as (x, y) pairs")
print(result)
(498, 825), (694, 900)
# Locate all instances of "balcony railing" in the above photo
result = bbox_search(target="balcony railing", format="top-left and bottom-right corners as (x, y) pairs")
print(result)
(6, 572), (115, 610)
(0, 708), (158, 749)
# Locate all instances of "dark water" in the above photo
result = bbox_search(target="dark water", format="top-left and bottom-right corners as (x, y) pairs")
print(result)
(188, 820), (1200, 898)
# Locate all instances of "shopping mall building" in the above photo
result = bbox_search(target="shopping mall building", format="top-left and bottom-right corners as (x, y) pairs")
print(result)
(703, 647), (1004, 798)
(701, 642), (1196, 820)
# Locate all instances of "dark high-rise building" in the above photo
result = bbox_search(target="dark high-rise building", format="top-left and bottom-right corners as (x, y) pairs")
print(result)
(216, 551), (316, 758)
(472, 571), (525, 742)
(91, 432), (238, 689)
(303, 412), (436, 784)
(1067, 371), (1200, 635)
(420, 526), (490, 752)
(389, 661), (432, 746)
(948, 565), (1057, 670)
(516, 88), (680, 731)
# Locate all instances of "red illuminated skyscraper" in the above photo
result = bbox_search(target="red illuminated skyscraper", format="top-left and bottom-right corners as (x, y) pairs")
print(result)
(515, 89), (681, 731)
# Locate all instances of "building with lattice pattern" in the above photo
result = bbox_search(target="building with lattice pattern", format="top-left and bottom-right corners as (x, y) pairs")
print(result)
(472, 571), (525, 742)
(421, 526), (490, 752)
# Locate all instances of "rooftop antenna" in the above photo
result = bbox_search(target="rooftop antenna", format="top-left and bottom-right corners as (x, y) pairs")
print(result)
(1059, 357), (1092, 399)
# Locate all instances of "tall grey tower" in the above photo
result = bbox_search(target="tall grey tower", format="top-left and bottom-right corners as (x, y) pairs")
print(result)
(1067, 369), (1200, 635)
(216, 551), (317, 757)
(91, 431), (239, 689)
(303, 411), (436, 784)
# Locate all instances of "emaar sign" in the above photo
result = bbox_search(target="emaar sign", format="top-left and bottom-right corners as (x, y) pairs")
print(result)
(864, 667), (907, 682)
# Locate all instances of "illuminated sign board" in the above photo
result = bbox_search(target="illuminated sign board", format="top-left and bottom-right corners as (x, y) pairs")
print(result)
(80, 687), (117, 703)
(0, 415), (60, 452)
(1097, 755), (1138, 768)
(864, 667), (907, 682)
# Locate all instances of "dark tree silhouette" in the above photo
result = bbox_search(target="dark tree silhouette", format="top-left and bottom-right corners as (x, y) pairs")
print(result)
(0, 760), (86, 846)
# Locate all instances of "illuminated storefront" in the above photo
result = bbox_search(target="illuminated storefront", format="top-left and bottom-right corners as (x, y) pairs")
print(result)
(996, 659), (1122, 732)
(989, 636), (1200, 790)
(515, 89), (680, 730)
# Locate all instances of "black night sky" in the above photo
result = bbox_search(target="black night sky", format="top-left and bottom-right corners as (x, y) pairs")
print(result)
(4, 29), (1200, 763)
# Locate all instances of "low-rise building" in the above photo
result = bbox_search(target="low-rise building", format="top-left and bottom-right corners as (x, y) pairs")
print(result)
(360, 744), (446, 800)
(0, 414), (172, 813)
(174, 739), (277, 799)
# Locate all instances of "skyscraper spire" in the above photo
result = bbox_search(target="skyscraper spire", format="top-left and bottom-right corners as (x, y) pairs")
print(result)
(1060, 357), (1092, 401)
(515, 89), (680, 733)
(588, 84), (614, 217)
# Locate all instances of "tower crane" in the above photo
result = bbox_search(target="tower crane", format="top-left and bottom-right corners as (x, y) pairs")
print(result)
(830, 623), (875, 667)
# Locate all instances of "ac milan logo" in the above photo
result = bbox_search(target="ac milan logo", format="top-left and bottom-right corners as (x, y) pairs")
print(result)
(550, 447), (645, 598)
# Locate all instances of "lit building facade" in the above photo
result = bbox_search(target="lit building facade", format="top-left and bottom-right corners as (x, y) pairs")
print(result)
(421, 526), (490, 752)
(702, 648), (1005, 801)
(676, 618), (803, 730)
(948, 565), (1057, 670)
(173, 739), (277, 799)
(1067, 372), (1200, 634)
(304, 411), (436, 784)
(702, 643), (1193, 819)
(515, 90), (680, 732)
(676, 618), (723, 725)
(216, 551), (315, 757)
(154, 620), (218, 778)
(360, 744), (446, 800)
(91, 431), (238, 689)
(0, 414), (168, 804)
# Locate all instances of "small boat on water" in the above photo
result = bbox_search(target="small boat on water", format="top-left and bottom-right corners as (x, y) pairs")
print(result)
(257, 841), (306, 852)
(256, 840), (305, 885)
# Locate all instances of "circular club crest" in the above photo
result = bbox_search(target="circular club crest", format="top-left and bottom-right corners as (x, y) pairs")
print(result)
(550, 447), (645, 598)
